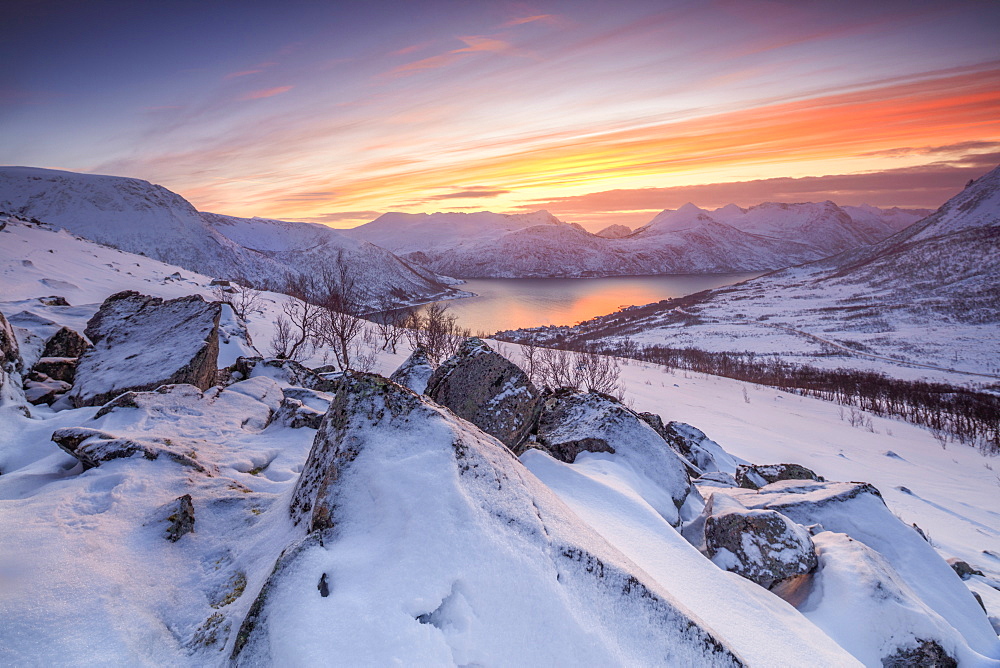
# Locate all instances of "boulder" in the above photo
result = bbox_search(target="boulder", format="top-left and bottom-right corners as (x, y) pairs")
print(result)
(947, 558), (984, 580)
(24, 373), (71, 405)
(32, 357), (77, 383)
(736, 463), (820, 490)
(38, 295), (70, 306)
(702, 493), (816, 589)
(712, 480), (1000, 659)
(41, 326), (90, 359)
(234, 372), (741, 666)
(535, 387), (691, 526)
(70, 291), (221, 407)
(389, 347), (435, 394)
(791, 531), (965, 667)
(425, 337), (541, 451)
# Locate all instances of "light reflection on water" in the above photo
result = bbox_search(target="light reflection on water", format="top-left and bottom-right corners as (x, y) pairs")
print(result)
(410, 273), (763, 335)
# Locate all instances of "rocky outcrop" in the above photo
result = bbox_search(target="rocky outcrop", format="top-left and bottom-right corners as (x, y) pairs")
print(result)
(70, 291), (221, 407)
(164, 494), (196, 542)
(0, 310), (24, 404)
(641, 416), (739, 475)
(235, 372), (743, 666)
(389, 347), (435, 394)
(51, 427), (206, 472)
(32, 357), (77, 383)
(947, 559), (984, 580)
(736, 463), (820, 490)
(882, 640), (957, 668)
(231, 356), (338, 392)
(702, 494), (816, 589)
(425, 338), (541, 451)
(536, 388), (691, 525)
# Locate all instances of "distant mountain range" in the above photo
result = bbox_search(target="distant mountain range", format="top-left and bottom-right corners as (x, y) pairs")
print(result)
(0, 167), (461, 309)
(344, 203), (928, 278)
(501, 165), (1000, 380)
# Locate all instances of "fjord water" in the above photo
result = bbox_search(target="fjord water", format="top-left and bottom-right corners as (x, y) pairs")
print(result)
(421, 273), (764, 334)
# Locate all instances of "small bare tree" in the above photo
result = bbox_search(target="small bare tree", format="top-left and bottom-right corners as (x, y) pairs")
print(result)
(404, 303), (469, 363)
(273, 275), (322, 361)
(212, 276), (265, 321)
(316, 258), (368, 371)
(371, 295), (410, 353)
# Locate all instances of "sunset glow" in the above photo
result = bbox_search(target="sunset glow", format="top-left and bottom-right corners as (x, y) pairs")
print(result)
(3, 0), (998, 230)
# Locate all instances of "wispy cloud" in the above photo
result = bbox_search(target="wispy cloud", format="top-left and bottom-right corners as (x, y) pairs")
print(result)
(501, 14), (556, 28)
(240, 85), (293, 101)
(225, 69), (264, 79)
(384, 35), (515, 78)
(427, 188), (511, 200)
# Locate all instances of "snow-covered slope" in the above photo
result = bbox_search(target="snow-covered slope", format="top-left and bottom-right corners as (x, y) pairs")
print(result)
(507, 165), (1000, 382)
(0, 167), (461, 308)
(345, 203), (925, 278)
(1, 215), (998, 664)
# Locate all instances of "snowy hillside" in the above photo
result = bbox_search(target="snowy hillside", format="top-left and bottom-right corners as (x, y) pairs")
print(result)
(0, 167), (462, 309)
(1, 215), (998, 665)
(502, 165), (1000, 383)
(345, 203), (925, 278)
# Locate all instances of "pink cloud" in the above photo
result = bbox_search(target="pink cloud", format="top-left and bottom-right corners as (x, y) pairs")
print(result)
(225, 69), (263, 79)
(501, 14), (556, 28)
(240, 86), (293, 101)
(384, 35), (514, 77)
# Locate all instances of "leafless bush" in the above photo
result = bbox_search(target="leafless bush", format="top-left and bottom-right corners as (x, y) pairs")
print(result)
(315, 261), (367, 371)
(370, 296), (410, 353)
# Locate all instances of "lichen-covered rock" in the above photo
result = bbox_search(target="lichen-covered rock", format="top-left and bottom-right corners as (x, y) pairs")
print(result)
(535, 387), (691, 526)
(164, 494), (196, 542)
(736, 463), (820, 490)
(425, 337), (541, 450)
(389, 347), (435, 394)
(703, 494), (816, 589)
(51, 427), (206, 472)
(70, 291), (221, 407)
(41, 326), (90, 359)
(234, 372), (742, 666)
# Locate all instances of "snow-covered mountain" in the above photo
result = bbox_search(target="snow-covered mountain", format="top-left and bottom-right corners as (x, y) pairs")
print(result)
(2, 212), (999, 664)
(0, 167), (461, 308)
(345, 203), (926, 278)
(504, 165), (1000, 382)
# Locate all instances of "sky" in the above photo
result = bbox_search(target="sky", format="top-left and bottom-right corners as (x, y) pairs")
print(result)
(2, 0), (999, 231)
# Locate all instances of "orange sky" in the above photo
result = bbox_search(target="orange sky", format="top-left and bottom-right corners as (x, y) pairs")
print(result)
(4, 1), (999, 230)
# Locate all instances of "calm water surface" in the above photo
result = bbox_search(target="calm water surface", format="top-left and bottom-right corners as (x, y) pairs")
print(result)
(417, 273), (763, 334)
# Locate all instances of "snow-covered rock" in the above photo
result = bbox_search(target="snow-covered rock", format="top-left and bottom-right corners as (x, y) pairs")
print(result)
(389, 347), (435, 394)
(716, 479), (1000, 661)
(40, 325), (89, 359)
(701, 492), (816, 589)
(231, 357), (338, 392)
(70, 291), (221, 407)
(0, 310), (24, 406)
(736, 463), (820, 490)
(793, 530), (976, 666)
(535, 388), (691, 526)
(642, 416), (741, 475)
(239, 371), (743, 666)
(425, 338), (541, 450)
